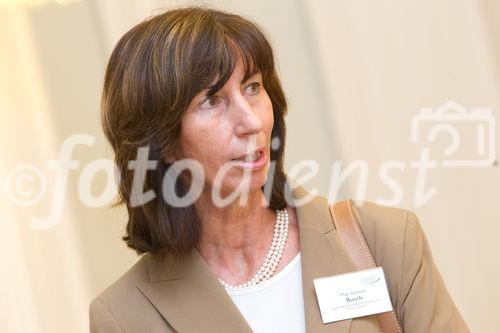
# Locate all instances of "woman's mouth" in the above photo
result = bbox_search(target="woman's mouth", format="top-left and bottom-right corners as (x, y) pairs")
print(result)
(231, 149), (267, 170)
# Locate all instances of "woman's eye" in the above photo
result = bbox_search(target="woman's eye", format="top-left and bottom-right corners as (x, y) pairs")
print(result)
(246, 82), (261, 95)
(200, 96), (220, 109)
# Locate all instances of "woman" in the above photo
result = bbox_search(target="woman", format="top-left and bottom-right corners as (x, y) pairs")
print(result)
(90, 6), (469, 333)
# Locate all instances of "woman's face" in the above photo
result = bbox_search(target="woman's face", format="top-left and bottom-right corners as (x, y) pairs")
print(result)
(174, 56), (274, 198)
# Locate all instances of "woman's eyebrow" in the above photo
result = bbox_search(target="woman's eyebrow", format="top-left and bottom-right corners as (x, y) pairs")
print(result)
(241, 69), (261, 84)
(202, 69), (261, 96)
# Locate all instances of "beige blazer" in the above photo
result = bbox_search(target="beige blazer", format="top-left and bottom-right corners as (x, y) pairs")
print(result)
(89, 186), (469, 332)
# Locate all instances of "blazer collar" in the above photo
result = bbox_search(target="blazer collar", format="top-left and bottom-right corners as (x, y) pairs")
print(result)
(137, 185), (358, 332)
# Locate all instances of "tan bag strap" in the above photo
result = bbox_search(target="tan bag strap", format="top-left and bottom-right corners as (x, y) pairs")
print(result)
(329, 200), (403, 333)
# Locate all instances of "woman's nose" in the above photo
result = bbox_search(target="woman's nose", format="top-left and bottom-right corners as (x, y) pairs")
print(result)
(233, 96), (263, 137)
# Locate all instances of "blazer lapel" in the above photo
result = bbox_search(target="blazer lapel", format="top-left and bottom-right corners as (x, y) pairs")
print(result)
(137, 248), (253, 332)
(137, 185), (359, 333)
(293, 185), (358, 332)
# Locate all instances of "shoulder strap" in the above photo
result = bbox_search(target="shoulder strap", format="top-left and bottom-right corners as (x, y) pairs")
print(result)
(329, 200), (403, 333)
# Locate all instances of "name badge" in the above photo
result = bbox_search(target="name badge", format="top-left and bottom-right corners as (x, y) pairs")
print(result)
(313, 267), (393, 323)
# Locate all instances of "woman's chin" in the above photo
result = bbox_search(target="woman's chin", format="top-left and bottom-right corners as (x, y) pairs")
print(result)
(210, 173), (268, 198)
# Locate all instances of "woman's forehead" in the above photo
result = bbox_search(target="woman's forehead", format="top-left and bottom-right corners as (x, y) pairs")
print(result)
(228, 56), (260, 80)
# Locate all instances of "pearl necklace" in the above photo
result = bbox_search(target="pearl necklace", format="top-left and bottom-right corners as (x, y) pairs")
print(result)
(218, 208), (289, 291)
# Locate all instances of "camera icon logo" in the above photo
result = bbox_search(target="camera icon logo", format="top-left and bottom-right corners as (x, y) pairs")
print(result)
(411, 100), (496, 167)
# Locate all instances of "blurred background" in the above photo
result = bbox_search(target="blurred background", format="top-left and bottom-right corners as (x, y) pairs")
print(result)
(1, 0), (499, 332)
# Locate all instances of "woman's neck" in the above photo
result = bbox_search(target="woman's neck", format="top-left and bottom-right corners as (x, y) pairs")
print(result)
(196, 188), (273, 248)
(195, 188), (279, 282)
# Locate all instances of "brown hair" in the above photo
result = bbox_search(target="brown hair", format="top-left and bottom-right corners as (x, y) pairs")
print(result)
(101, 5), (289, 256)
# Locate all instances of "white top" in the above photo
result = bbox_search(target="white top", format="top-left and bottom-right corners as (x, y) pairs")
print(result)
(225, 252), (306, 333)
